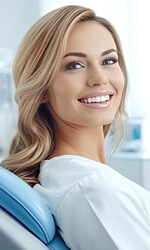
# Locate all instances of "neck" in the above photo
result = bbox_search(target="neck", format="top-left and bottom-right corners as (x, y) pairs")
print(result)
(51, 123), (106, 164)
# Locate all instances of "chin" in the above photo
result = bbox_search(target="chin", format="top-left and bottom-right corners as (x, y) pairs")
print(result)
(99, 114), (115, 126)
(103, 118), (114, 125)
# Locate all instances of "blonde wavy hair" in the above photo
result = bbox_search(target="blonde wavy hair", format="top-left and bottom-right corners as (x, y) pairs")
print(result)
(1, 5), (128, 186)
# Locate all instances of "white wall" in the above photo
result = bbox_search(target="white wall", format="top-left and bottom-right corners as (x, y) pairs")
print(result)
(138, 0), (150, 118)
(0, 0), (41, 155)
(0, 0), (41, 58)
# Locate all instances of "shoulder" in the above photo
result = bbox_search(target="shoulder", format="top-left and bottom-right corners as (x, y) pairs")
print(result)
(38, 154), (134, 205)
(36, 155), (114, 204)
(38, 154), (137, 191)
(34, 155), (108, 214)
(34, 155), (150, 249)
(38, 155), (108, 185)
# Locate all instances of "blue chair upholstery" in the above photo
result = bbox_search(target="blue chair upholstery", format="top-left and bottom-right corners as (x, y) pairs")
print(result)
(0, 166), (69, 249)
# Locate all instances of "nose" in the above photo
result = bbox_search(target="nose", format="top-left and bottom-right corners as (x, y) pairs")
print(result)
(87, 67), (108, 87)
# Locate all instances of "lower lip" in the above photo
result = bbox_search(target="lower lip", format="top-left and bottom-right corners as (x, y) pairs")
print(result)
(79, 100), (112, 109)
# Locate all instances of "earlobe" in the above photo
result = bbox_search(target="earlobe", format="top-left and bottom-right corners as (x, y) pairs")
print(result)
(42, 94), (48, 103)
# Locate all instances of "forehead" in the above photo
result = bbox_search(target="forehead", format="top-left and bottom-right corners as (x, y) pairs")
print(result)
(65, 21), (117, 54)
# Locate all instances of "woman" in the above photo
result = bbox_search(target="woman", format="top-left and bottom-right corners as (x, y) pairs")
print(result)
(1, 5), (150, 250)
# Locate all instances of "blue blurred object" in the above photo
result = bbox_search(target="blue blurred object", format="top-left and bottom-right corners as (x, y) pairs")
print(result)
(0, 166), (69, 250)
(133, 124), (141, 140)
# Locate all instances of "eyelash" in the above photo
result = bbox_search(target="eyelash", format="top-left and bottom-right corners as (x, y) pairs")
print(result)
(65, 61), (83, 70)
(65, 57), (118, 70)
(102, 57), (118, 65)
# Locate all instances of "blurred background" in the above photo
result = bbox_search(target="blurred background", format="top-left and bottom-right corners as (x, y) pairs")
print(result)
(0, 0), (150, 189)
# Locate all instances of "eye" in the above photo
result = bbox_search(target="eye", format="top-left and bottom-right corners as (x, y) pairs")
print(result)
(65, 61), (84, 70)
(102, 57), (118, 65)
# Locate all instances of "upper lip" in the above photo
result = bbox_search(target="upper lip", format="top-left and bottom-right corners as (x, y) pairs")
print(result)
(78, 91), (114, 100)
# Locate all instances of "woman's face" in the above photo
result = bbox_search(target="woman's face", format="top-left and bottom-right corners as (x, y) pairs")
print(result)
(47, 21), (124, 128)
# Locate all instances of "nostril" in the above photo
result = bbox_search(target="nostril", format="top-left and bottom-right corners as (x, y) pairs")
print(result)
(87, 78), (108, 87)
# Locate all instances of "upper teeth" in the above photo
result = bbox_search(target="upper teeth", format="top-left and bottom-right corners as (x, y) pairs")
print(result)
(80, 95), (110, 103)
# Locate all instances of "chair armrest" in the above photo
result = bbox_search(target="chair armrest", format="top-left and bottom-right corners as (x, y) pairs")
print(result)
(0, 166), (56, 244)
(0, 208), (49, 250)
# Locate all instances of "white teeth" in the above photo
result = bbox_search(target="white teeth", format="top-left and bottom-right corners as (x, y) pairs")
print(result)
(87, 97), (92, 103)
(101, 96), (105, 102)
(105, 95), (110, 101)
(92, 97), (96, 102)
(81, 95), (110, 103)
(95, 96), (101, 102)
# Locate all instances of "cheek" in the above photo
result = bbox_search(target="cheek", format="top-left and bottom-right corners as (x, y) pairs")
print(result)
(112, 68), (125, 94)
(47, 82), (73, 116)
(47, 85), (60, 114)
(50, 73), (82, 106)
(119, 73), (125, 94)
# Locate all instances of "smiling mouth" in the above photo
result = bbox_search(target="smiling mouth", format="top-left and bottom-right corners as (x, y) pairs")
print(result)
(78, 95), (112, 104)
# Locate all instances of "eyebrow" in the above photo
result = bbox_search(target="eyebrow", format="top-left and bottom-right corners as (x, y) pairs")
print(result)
(63, 52), (87, 58)
(101, 48), (117, 56)
(63, 49), (117, 58)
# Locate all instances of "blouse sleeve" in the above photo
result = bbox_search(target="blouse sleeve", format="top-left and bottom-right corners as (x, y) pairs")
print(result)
(56, 170), (150, 250)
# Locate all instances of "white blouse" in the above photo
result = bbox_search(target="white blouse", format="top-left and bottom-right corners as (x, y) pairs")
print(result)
(34, 155), (150, 250)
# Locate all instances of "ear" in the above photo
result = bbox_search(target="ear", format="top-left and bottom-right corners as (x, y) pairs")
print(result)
(41, 94), (48, 103)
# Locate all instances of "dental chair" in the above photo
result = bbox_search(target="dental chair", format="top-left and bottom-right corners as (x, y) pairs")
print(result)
(0, 166), (69, 250)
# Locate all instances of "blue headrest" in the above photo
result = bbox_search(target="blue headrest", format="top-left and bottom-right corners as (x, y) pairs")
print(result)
(0, 166), (56, 244)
